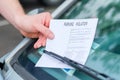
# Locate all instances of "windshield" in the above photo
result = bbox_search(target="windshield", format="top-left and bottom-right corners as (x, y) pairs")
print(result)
(16, 0), (120, 80)
(60, 0), (120, 80)
(18, 43), (96, 80)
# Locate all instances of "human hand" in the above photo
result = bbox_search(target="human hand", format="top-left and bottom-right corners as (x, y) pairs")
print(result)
(14, 12), (54, 48)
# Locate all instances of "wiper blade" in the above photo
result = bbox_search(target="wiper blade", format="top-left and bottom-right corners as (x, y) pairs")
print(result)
(44, 50), (115, 80)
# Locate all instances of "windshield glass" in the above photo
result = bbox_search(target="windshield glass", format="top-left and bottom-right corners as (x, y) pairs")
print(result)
(60, 0), (120, 80)
(18, 43), (95, 80)
(17, 0), (120, 80)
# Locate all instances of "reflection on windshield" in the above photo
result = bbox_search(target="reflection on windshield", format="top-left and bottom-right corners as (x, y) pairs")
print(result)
(61, 0), (120, 80)
(18, 44), (96, 80)
(17, 0), (120, 80)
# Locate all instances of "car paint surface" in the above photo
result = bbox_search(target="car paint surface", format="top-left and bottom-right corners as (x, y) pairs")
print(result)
(0, 70), (3, 80)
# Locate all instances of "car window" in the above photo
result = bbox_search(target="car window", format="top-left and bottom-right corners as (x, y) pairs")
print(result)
(16, 0), (120, 80)
(60, 0), (120, 80)
(18, 43), (96, 80)
(61, 0), (120, 55)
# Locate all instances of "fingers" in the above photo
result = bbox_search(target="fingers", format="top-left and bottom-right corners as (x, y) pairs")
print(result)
(20, 30), (47, 49)
(34, 35), (47, 48)
(36, 24), (55, 39)
(17, 12), (54, 49)
(20, 30), (39, 38)
(36, 12), (54, 39)
(43, 12), (52, 27)
(30, 12), (54, 40)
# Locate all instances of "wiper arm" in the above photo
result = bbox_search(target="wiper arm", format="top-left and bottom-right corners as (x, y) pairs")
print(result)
(43, 50), (115, 80)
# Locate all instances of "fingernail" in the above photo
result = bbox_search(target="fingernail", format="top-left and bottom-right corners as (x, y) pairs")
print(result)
(34, 45), (37, 49)
(37, 44), (41, 48)
(34, 44), (41, 49)
(49, 33), (54, 39)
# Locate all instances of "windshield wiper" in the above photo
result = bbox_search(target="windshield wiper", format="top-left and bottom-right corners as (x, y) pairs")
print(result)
(44, 50), (115, 80)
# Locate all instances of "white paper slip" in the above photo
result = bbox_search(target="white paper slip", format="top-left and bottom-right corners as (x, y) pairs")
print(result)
(35, 18), (98, 68)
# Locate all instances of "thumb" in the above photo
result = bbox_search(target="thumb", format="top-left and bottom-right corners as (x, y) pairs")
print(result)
(37, 24), (55, 39)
